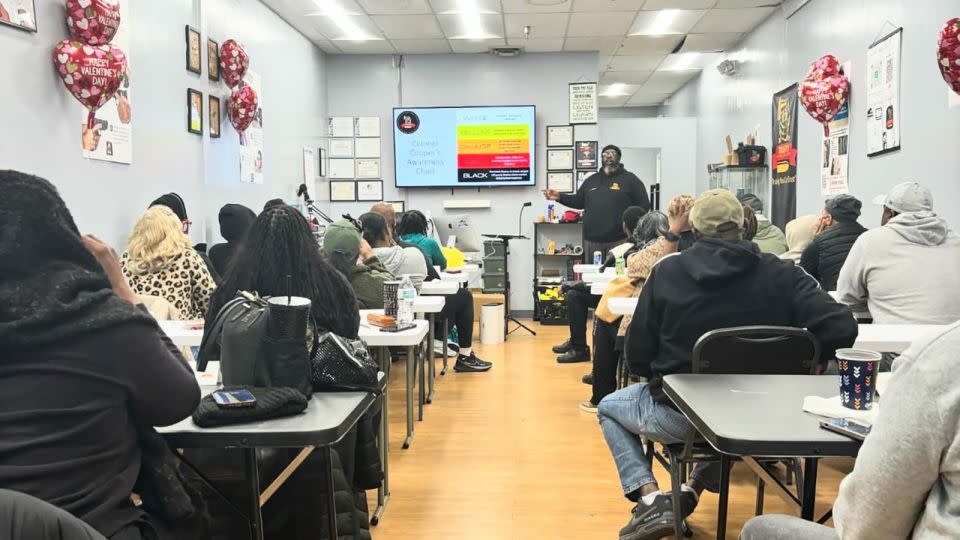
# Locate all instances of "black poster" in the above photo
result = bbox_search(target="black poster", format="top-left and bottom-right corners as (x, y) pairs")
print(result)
(771, 84), (799, 230)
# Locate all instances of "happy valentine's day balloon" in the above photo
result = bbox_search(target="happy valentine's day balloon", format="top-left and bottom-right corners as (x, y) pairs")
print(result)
(937, 18), (960, 94)
(219, 39), (249, 88)
(228, 84), (258, 133)
(53, 39), (127, 128)
(798, 55), (850, 136)
(65, 0), (121, 46)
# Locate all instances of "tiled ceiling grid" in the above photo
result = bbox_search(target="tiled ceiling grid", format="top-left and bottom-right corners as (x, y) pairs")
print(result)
(262, 0), (782, 106)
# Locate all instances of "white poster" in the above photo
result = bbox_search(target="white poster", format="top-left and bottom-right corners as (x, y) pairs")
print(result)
(355, 116), (380, 137)
(80, 3), (132, 164)
(302, 147), (315, 184)
(355, 137), (380, 158)
(239, 71), (264, 184)
(821, 102), (850, 196)
(866, 28), (901, 156)
(329, 117), (354, 137)
(329, 138), (354, 157)
(329, 158), (355, 179)
(569, 82), (598, 124)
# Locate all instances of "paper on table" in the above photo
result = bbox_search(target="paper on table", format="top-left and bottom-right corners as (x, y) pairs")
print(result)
(802, 395), (878, 424)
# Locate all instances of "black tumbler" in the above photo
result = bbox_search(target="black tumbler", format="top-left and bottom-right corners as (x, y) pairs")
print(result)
(383, 281), (400, 318)
(262, 296), (313, 397)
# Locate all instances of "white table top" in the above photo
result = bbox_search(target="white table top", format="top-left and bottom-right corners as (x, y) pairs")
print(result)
(590, 282), (608, 295)
(608, 297), (638, 315)
(159, 320), (203, 347)
(574, 263), (602, 274)
(582, 271), (615, 284)
(359, 309), (430, 346)
(420, 279), (460, 295)
(438, 270), (470, 283)
(854, 324), (947, 353)
(413, 295), (445, 313)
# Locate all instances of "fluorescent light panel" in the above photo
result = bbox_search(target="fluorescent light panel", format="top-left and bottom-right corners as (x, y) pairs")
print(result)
(452, 0), (496, 40)
(629, 9), (705, 36)
(311, 0), (381, 41)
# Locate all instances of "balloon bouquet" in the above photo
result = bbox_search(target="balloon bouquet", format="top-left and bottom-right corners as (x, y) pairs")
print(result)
(798, 54), (850, 136)
(938, 18), (960, 95)
(220, 39), (258, 135)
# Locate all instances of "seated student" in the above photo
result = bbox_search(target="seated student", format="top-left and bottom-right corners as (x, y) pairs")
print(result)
(359, 211), (428, 287)
(396, 210), (447, 270)
(149, 192), (219, 281)
(322, 219), (395, 310)
(604, 206), (649, 265)
(599, 189), (857, 540)
(837, 182), (960, 324)
(738, 192), (788, 255)
(208, 203), (256, 277)
(740, 323), (960, 540)
(0, 170), (200, 539)
(800, 194), (866, 291)
(370, 202), (441, 282)
(121, 206), (216, 320)
(780, 214), (819, 263)
(741, 203), (758, 242)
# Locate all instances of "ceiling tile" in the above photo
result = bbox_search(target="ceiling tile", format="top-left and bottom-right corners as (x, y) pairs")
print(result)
(390, 38), (452, 53)
(437, 13), (504, 38)
(430, 0), (502, 13)
(449, 37), (506, 53)
(572, 0), (646, 11)
(566, 12), (637, 37)
(504, 13), (570, 37)
(639, 70), (698, 93)
(690, 7), (777, 33)
(627, 92), (669, 106)
(680, 32), (743, 52)
(617, 35), (684, 55)
(607, 54), (665, 71)
(501, 0), (572, 13)
(304, 0), (365, 15)
(629, 9), (705, 35)
(641, 0), (716, 8)
(372, 15), (444, 39)
(657, 51), (722, 70)
(599, 83), (641, 96)
(506, 37), (567, 52)
(600, 70), (652, 84)
(598, 54), (614, 70)
(563, 36), (624, 55)
(357, 0), (433, 14)
(599, 94), (631, 107)
(333, 40), (398, 53)
(311, 38), (343, 54)
(714, 0), (783, 7)
(306, 14), (386, 40)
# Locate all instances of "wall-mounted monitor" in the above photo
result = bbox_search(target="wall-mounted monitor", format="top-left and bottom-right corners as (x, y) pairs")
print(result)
(393, 105), (536, 188)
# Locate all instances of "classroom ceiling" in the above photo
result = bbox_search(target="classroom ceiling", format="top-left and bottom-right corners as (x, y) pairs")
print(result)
(262, 0), (782, 107)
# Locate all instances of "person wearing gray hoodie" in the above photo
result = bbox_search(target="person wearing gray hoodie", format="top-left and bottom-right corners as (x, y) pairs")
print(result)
(836, 182), (960, 325)
(358, 212), (428, 287)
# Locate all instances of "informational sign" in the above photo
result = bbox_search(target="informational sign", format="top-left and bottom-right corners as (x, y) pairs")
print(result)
(771, 84), (799, 230)
(80, 2), (132, 164)
(821, 102), (850, 195)
(303, 147), (315, 184)
(569, 82), (598, 124)
(239, 71), (263, 184)
(866, 28), (902, 156)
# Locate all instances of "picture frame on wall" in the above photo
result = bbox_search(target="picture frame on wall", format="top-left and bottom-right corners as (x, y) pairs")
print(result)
(185, 26), (201, 74)
(330, 180), (357, 202)
(0, 0), (37, 32)
(569, 82), (598, 124)
(208, 95), (220, 138)
(187, 89), (203, 135)
(547, 171), (575, 193)
(357, 180), (384, 202)
(207, 38), (220, 81)
(318, 148), (327, 177)
(387, 201), (405, 213)
(575, 140), (598, 170)
(546, 125), (574, 147)
(547, 148), (574, 171)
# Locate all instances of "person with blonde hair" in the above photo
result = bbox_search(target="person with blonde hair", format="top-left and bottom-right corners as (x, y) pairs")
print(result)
(780, 214), (819, 263)
(121, 206), (215, 320)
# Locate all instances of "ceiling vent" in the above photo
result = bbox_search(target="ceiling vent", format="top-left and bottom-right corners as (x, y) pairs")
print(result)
(491, 47), (523, 57)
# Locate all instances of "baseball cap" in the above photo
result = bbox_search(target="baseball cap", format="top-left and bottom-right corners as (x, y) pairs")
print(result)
(690, 189), (745, 238)
(321, 219), (361, 260)
(824, 194), (862, 222)
(871, 182), (933, 214)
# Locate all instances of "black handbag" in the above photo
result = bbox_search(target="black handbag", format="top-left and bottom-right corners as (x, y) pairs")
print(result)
(310, 331), (380, 393)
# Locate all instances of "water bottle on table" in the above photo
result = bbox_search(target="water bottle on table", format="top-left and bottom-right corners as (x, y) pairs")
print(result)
(397, 274), (416, 326)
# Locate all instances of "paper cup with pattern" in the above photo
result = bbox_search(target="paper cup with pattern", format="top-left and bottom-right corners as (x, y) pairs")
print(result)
(835, 349), (882, 410)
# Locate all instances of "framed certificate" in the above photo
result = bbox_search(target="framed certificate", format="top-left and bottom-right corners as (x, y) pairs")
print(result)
(356, 158), (381, 179)
(547, 171), (574, 193)
(386, 201), (405, 213)
(575, 141), (598, 169)
(329, 158), (355, 179)
(329, 117), (354, 137)
(329, 138), (354, 158)
(357, 180), (384, 202)
(355, 117), (380, 137)
(547, 148), (574, 171)
(546, 125), (574, 147)
(569, 82), (598, 124)
(329, 180), (356, 202)
(355, 138), (381, 158)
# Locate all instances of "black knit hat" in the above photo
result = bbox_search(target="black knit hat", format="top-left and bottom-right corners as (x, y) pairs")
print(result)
(825, 194), (862, 223)
(602, 144), (622, 159)
(150, 193), (187, 222)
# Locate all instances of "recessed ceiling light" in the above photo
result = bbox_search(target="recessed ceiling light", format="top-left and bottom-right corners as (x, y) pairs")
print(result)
(445, 0), (498, 40)
(308, 0), (380, 41)
(600, 83), (628, 97)
(629, 9), (705, 37)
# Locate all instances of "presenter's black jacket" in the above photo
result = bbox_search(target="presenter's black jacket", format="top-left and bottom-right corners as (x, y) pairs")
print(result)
(799, 220), (867, 292)
(558, 164), (650, 243)
(625, 238), (857, 404)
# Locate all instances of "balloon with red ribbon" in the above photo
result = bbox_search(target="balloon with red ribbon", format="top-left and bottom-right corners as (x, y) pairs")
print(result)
(53, 39), (127, 128)
(798, 54), (850, 136)
(65, 0), (121, 46)
(228, 84), (258, 133)
(219, 39), (249, 88)
(937, 18), (960, 95)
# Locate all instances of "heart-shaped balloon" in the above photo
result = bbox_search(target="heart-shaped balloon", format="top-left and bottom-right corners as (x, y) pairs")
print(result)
(65, 0), (121, 46)
(219, 39), (249, 88)
(937, 18), (960, 95)
(228, 84), (258, 133)
(798, 55), (850, 136)
(53, 39), (127, 128)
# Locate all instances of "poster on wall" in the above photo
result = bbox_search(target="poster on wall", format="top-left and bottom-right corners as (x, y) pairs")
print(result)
(239, 71), (264, 184)
(302, 147), (315, 184)
(770, 83), (799, 230)
(569, 82), (598, 124)
(866, 28), (902, 156)
(80, 3), (133, 164)
(0, 0), (37, 32)
(821, 102), (850, 195)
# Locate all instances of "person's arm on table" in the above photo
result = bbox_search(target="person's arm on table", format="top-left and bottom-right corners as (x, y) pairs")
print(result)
(789, 264), (857, 362)
(834, 236), (869, 312)
(624, 268), (661, 378)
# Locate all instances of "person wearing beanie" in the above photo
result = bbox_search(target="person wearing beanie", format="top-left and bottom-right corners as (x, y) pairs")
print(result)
(780, 214), (819, 263)
(543, 143), (650, 262)
(836, 182), (960, 325)
(208, 204), (257, 276)
(321, 219), (395, 310)
(148, 192), (220, 282)
(737, 192), (788, 255)
(799, 194), (867, 291)
(597, 189), (856, 540)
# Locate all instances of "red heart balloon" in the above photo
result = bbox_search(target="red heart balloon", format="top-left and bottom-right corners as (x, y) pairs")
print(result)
(228, 84), (258, 133)
(53, 40), (127, 128)
(65, 0), (121, 46)
(798, 55), (850, 136)
(219, 39), (249, 89)
(937, 18), (960, 95)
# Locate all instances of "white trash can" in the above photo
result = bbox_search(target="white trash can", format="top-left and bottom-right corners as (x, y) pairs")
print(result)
(479, 302), (505, 345)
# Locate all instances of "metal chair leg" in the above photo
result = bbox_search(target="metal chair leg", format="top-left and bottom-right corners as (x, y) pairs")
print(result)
(669, 451), (686, 540)
(755, 477), (765, 516)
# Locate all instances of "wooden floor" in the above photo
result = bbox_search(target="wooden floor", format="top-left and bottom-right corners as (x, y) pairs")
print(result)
(367, 320), (851, 539)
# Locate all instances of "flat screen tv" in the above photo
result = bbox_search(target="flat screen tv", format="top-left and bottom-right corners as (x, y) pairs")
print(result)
(393, 105), (536, 188)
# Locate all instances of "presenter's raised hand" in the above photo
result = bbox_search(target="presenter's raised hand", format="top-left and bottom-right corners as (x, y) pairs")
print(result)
(543, 189), (561, 201)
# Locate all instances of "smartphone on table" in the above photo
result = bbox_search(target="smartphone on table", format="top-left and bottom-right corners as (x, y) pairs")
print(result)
(212, 389), (257, 408)
(819, 418), (871, 441)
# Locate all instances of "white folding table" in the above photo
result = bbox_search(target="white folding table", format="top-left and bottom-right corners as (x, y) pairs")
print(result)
(158, 320), (203, 347)
(413, 295), (446, 404)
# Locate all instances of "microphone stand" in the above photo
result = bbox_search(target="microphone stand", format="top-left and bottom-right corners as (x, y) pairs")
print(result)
(482, 202), (536, 339)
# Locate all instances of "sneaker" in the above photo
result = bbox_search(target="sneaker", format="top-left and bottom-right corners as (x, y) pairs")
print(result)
(433, 340), (459, 357)
(678, 486), (699, 518)
(582, 373), (593, 385)
(552, 339), (573, 354)
(453, 353), (492, 372)
(618, 495), (675, 540)
(463, 352), (492, 367)
(579, 400), (598, 414)
(556, 347), (590, 364)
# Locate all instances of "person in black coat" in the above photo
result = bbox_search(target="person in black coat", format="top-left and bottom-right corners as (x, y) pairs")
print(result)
(0, 489), (107, 540)
(800, 194), (867, 291)
(208, 204), (256, 277)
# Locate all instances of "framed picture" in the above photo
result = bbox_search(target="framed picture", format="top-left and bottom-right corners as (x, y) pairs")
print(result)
(569, 82), (598, 124)
(547, 148), (574, 171)
(577, 170), (591, 190)
(185, 26), (201, 74)
(546, 125), (574, 147)
(547, 171), (575, 193)
(318, 148), (327, 177)
(0, 0), (37, 32)
(208, 95), (220, 138)
(207, 38), (220, 81)
(187, 89), (203, 135)
(329, 158), (355, 179)
(575, 140), (598, 169)
(357, 180), (384, 202)
(356, 158), (381, 179)
(386, 201), (405, 213)
(330, 180), (357, 202)
(329, 138), (354, 158)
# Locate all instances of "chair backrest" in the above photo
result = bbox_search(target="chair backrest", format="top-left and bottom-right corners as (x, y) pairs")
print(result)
(692, 326), (820, 375)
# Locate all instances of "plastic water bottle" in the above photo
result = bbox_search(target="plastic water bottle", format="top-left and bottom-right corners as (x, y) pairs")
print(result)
(397, 274), (416, 326)
(615, 257), (626, 276)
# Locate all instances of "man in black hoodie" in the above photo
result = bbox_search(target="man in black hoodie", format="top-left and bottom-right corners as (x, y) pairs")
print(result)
(597, 189), (857, 540)
(208, 204), (256, 276)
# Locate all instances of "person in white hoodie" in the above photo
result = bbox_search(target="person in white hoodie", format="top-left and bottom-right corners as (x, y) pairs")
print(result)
(739, 321), (960, 540)
(835, 182), (960, 325)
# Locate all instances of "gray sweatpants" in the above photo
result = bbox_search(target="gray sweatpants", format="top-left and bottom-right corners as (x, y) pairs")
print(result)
(740, 515), (838, 540)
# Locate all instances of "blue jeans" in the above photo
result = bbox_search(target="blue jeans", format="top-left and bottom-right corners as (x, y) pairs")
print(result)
(598, 383), (721, 497)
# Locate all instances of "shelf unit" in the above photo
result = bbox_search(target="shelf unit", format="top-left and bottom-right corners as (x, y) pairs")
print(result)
(708, 165), (770, 209)
(532, 221), (584, 323)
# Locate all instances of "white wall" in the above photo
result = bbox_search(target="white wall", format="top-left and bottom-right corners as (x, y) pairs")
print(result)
(662, 0), (960, 227)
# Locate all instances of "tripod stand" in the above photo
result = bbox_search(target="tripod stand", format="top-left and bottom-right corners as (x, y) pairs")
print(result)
(481, 233), (536, 339)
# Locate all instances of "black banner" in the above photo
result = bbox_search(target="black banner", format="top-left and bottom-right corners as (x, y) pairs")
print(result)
(771, 84), (798, 231)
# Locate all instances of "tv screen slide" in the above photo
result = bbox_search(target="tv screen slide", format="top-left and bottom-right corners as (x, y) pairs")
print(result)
(393, 105), (536, 188)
